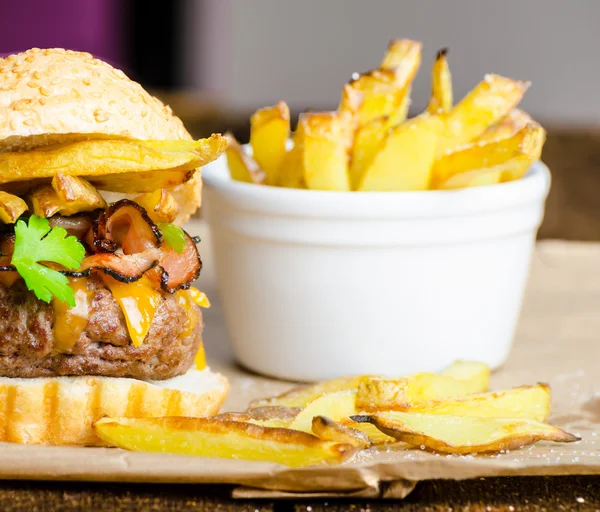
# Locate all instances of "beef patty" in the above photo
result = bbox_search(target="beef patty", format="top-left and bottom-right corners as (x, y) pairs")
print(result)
(0, 277), (202, 380)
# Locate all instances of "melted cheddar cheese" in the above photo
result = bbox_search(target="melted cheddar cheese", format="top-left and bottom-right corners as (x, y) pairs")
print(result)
(52, 278), (93, 351)
(188, 287), (211, 308)
(102, 275), (161, 348)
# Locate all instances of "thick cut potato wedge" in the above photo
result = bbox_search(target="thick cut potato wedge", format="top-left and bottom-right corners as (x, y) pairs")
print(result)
(312, 416), (371, 449)
(432, 124), (544, 188)
(349, 115), (390, 189)
(337, 83), (364, 151)
(28, 185), (65, 218)
(356, 372), (489, 412)
(439, 361), (491, 392)
(478, 109), (533, 143)
(348, 41), (421, 127)
(224, 133), (266, 185)
(216, 406), (300, 429)
(278, 126), (306, 189)
(288, 390), (358, 433)
(249, 375), (365, 409)
(250, 101), (290, 185)
(403, 384), (551, 422)
(0, 135), (227, 192)
(357, 114), (442, 191)
(351, 412), (579, 454)
(0, 191), (27, 223)
(300, 112), (350, 191)
(427, 48), (452, 114)
(95, 417), (356, 467)
(436, 74), (529, 156)
(133, 188), (180, 223)
(51, 173), (107, 215)
(340, 418), (397, 445)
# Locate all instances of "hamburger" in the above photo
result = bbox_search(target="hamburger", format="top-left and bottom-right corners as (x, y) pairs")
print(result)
(0, 48), (228, 445)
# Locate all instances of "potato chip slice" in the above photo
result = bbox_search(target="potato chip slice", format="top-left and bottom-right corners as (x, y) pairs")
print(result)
(133, 188), (180, 223)
(0, 135), (226, 192)
(351, 412), (579, 454)
(0, 191), (27, 223)
(94, 417), (356, 467)
(250, 101), (290, 185)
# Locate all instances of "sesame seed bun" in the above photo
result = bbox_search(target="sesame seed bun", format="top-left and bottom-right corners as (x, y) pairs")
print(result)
(0, 48), (202, 223)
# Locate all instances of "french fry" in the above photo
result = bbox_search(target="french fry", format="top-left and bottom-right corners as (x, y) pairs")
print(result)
(478, 109), (533, 143)
(356, 371), (489, 412)
(436, 74), (529, 155)
(351, 412), (579, 454)
(312, 416), (371, 449)
(133, 188), (181, 223)
(439, 361), (491, 392)
(51, 173), (107, 215)
(224, 133), (266, 185)
(427, 48), (452, 114)
(278, 126), (306, 188)
(349, 115), (390, 189)
(250, 101), (290, 185)
(95, 417), (356, 467)
(214, 412), (293, 430)
(288, 390), (358, 433)
(0, 191), (27, 223)
(357, 114), (442, 191)
(337, 84), (364, 151)
(347, 39), (421, 127)
(249, 375), (365, 409)
(300, 112), (350, 191)
(432, 124), (544, 188)
(438, 167), (503, 189)
(397, 384), (551, 422)
(0, 136), (226, 192)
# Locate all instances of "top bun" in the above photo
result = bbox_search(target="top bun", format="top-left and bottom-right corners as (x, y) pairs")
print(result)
(0, 48), (201, 222)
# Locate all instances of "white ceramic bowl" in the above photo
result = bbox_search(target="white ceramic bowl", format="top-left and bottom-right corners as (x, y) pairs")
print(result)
(202, 156), (550, 382)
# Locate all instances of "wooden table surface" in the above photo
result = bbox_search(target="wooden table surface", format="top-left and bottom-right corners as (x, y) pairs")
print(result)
(1, 98), (599, 510)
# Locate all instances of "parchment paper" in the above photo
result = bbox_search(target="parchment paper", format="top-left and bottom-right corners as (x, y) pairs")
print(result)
(0, 221), (598, 498)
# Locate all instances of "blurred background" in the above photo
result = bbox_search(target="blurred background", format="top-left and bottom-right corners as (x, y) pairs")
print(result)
(0, 0), (598, 239)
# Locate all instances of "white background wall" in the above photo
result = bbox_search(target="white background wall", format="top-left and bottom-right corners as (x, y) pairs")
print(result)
(185, 0), (599, 126)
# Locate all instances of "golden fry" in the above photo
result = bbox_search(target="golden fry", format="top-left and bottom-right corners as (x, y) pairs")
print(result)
(356, 371), (488, 412)
(312, 416), (371, 449)
(278, 125), (306, 189)
(439, 361), (490, 392)
(300, 112), (350, 191)
(399, 384), (551, 422)
(288, 390), (358, 433)
(0, 191), (27, 223)
(432, 124), (544, 188)
(349, 115), (390, 189)
(95, 416), (356, 467)
(478, 109), (533, 142)
(133, 188), (180, 223)
(340, 418), (397, 445)
(436, 74), (529, 155)
(250, 101), (290, 185)
(51, 173), (107, 215)
(357, 114), (442, 191)
(337, 84), (364, 151)
(249, 375), (365, 409)
(351, 412), (579, 454)
(224, 133), (266, 184)
(427, 48), (452, 114)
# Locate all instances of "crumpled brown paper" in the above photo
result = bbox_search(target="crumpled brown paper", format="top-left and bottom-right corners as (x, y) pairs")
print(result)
(0, 231), (599, 500)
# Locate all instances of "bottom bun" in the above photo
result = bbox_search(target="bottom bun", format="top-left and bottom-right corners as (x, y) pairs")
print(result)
(0, 368), (228, 446)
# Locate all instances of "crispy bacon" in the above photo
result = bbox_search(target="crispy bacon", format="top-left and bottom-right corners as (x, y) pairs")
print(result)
(156, 233), (202, 292)
(79, 248), (161, 283)
(49, 215), (94, 239)
(95, 200), (162, 254)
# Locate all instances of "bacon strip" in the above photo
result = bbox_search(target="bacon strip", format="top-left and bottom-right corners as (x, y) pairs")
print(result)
(95, 199), (162, 254)
(79, 248), (161, 283)
(156, 233), (202, 292)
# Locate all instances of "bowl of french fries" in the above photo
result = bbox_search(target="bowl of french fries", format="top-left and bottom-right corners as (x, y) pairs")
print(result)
(202, 40), (550, 382)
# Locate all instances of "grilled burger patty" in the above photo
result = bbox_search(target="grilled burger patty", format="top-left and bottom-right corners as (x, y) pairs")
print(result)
(0, 277), (202, 380)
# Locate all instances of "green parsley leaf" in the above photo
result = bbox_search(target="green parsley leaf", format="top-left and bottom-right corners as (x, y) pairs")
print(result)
(12, 215), (86, 307)
(158, 222), (186, 254)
